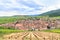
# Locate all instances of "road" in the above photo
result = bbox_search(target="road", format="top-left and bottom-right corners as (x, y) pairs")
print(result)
(2, 31), (60, 40)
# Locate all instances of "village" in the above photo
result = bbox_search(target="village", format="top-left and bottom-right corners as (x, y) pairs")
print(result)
(1, 18), (60, 31)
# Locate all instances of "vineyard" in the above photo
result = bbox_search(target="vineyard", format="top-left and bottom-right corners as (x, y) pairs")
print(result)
(1, 31), (60, 40)
(0, 14), (60, 40)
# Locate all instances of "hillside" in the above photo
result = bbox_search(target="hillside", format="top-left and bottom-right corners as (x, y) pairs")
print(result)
(40, 9), (60, 17)
(0, 16), (35, 24)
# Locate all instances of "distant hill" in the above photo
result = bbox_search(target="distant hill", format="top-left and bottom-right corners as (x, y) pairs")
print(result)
(40, 9), (60, 17)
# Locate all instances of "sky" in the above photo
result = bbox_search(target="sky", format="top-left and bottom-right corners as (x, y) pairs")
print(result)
(0, 0), (60, 16)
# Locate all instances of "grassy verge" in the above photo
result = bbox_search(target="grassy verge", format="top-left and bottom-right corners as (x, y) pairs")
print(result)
(41, 29), (60, 33)
(0, 29), (25, 37)
(0, 28), (25, 40)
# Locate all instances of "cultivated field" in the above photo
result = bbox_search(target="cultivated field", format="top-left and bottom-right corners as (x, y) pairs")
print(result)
(0, 31), (60, 40)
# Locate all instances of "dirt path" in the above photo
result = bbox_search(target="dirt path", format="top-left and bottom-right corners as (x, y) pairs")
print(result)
(1, 32), (60, 40)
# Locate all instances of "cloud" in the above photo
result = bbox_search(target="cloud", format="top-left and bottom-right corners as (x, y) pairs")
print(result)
(18, 0), (42, 8)
(0, 11), (18, 16)
(0, 0), (60, 16)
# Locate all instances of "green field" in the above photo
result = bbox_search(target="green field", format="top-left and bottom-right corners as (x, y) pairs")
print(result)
(0, 16), (60, 24)
(0, 29), (25, 40)
(0, 26), (25, 37)
(0, 16), (35, 24)
(42, 29), (60, 33)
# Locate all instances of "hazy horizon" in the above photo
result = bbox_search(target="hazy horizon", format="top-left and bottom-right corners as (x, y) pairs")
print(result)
(0, 0), (60, 16)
